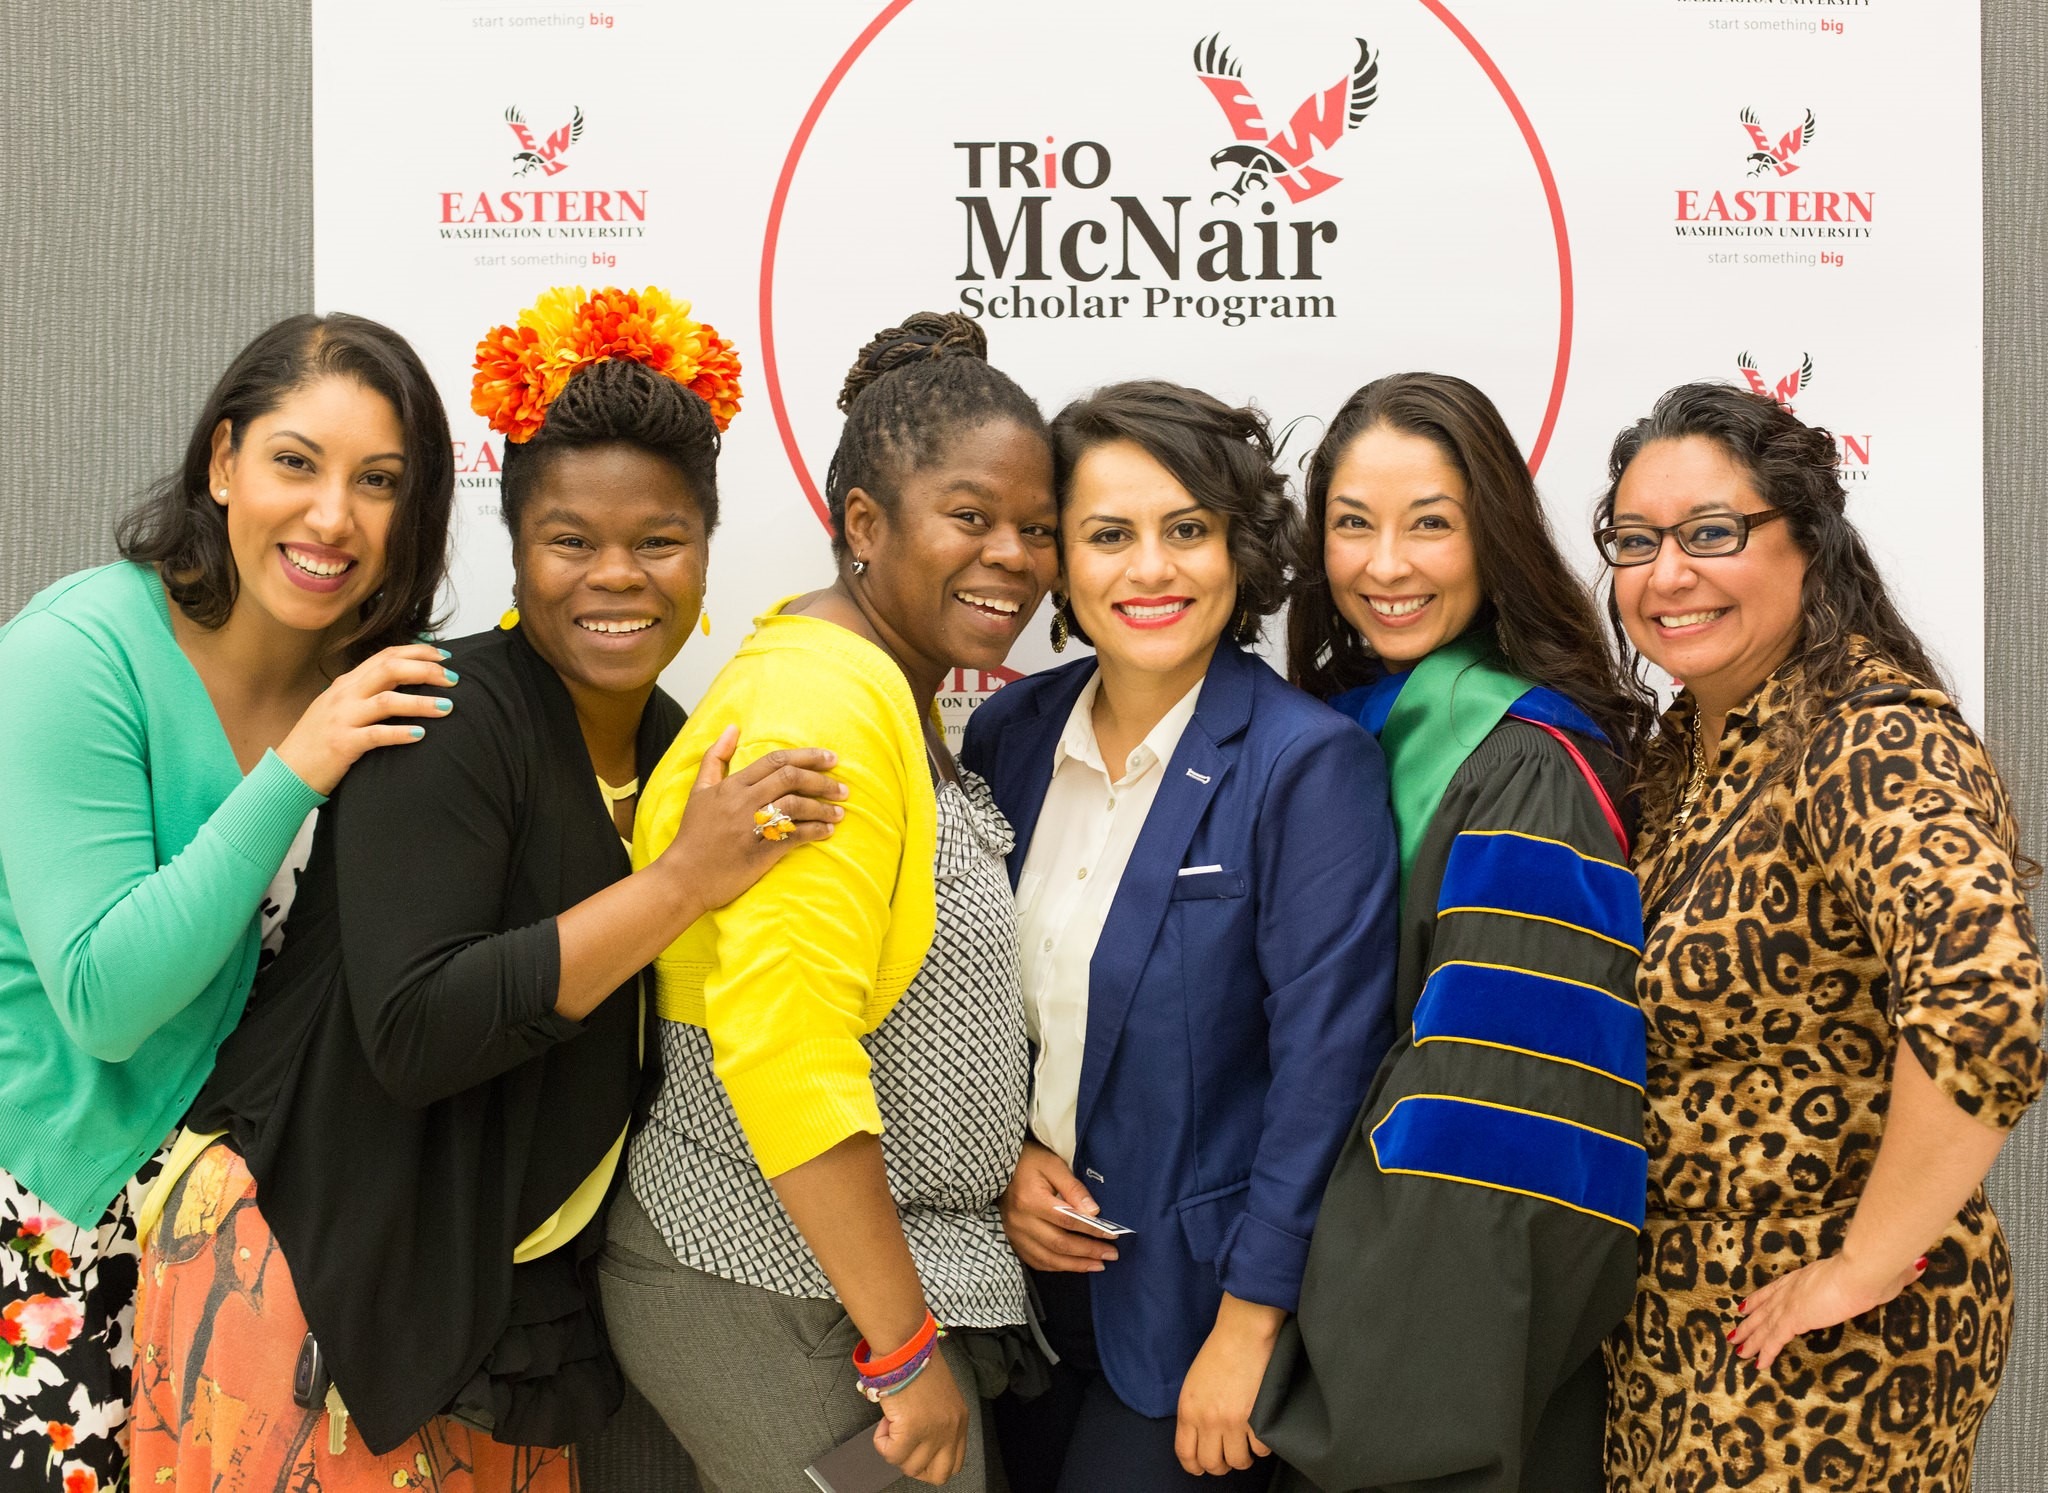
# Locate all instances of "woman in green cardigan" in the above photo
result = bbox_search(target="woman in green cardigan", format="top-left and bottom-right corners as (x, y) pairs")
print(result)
(0, 313), (458, 1491)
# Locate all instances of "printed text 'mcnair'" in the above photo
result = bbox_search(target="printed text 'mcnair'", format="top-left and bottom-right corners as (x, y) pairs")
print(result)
(959, 196), (1337, 284)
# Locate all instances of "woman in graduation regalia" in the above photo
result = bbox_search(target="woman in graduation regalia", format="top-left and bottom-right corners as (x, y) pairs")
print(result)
(1253, 373), (1652, 1493)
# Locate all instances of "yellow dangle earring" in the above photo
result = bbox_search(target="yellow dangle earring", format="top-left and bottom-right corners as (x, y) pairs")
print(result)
(498, 594), (520, 630)
(699, 603), (712, 637)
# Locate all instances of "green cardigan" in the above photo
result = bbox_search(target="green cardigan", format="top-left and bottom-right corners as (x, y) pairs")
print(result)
(0, 562), (325, 1223)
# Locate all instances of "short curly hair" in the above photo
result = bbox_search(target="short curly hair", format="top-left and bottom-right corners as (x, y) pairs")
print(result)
(1049, 380), (1297, 647)
(499, 357), (722, 539)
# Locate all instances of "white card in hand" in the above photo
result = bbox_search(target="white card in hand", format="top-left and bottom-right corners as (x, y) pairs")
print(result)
(1055, 1204), (1135, 1237)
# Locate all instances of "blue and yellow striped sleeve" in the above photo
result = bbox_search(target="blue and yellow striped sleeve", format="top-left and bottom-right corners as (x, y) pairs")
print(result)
(1366, 823), (1649, 1230)
(1255, 721), (1648, 1492)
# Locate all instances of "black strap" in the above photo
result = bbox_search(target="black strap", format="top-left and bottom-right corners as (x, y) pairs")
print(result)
(1641, 776), (1768, 925)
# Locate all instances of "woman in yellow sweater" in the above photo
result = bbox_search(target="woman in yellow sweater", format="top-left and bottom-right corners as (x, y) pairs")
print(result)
(608, 313), (1060, 1489)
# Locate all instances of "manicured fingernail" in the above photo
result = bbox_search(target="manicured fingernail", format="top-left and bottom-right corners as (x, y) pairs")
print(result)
(1914, 1256), (1928, 1271)
(831, 806), (845, 820)
(1088, 1263), (1106, 1272)
(435, 698), (452, 712)
(1725, 1329), (1736, 1340)
(409, 726), (425, 739)
(443, 669), (459, 684)
(436, 648), (452, 660)
(1105, 1250), (1118, 1262)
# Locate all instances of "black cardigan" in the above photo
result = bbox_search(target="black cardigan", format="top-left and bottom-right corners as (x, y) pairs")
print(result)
(192, 626), (681, 1454)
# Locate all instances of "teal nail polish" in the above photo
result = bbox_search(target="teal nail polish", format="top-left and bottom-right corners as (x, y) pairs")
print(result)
(435, 698), (453, 712)
(409, 726), (425, 739)
(443, 669), (459, 685)
(436, 648), (452, 660)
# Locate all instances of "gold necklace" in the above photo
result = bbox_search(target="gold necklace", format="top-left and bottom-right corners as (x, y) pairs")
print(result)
(1673, 704), (1709, 830)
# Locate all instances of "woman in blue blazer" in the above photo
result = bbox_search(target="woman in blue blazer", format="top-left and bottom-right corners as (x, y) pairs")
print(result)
(964, 381), (1399, 1491)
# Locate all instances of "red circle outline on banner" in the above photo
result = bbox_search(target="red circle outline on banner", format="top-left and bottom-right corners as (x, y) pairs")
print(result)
(759, 0), (1573, 531)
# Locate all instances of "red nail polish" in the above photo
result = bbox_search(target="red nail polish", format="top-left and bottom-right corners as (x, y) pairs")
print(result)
(1725, 1329), (1736, 1340)
(1914, 1256), (1928, 1271)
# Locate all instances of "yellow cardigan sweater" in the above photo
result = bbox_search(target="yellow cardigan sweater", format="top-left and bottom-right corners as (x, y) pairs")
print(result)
(631, 602), (937, 1178)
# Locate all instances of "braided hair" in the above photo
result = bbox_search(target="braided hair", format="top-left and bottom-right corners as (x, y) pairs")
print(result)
(824, 312), (1047, 555)
(498, 357), (722, 537)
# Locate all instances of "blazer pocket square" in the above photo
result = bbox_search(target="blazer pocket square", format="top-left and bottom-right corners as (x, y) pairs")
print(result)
(1169, 868), (1246, 901)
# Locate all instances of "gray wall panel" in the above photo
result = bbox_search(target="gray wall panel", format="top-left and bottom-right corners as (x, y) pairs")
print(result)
(0, 0), (312, 617)
(1977, 0), (2046, 1484)
(0, 0), (2039, 1486)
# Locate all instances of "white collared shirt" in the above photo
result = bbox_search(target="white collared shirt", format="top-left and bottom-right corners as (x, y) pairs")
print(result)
(1014, 672), (1204, 1163)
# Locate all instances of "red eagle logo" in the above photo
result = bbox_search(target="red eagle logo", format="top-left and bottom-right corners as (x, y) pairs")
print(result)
(505, 105), (584, 178)
(1739, 107), (1816, 177)
(1738, 350), (1814, 411)
(1193, 33), (1380, 207)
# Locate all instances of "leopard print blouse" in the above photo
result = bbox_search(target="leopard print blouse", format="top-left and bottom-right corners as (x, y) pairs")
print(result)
(1604, 645), (2043, 1492)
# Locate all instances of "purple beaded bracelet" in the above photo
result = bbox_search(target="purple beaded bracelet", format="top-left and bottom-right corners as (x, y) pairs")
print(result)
(856, 1327), (946, 1402)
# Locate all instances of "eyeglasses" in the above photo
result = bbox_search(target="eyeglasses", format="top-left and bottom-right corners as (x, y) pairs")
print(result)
(1594, 508), (1787, 567)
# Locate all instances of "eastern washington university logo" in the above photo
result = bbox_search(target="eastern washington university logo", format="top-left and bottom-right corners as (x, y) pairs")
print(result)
(437, 106), (649, 238)
(953, 32), (1379, 327)
(1736, 350), (1873, 480)
(505, 104), (584, 177)
(1192, 33), (1380, 206)
(1737, 349), (1813, 410)
(1741, 107), (1815, 176)
(1675, 105), (1872, 242)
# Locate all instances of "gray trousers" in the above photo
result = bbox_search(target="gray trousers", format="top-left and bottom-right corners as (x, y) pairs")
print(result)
(598, 1185), (996, 1493)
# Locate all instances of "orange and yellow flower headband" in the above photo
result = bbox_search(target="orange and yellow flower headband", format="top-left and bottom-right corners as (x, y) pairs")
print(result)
(470, 285), (742, 443)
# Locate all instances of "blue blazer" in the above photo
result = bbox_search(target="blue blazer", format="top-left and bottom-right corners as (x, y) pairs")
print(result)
(963, 641), (1399, 1419)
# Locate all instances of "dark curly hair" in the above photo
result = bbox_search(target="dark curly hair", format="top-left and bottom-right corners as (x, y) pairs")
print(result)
(1597, 381), (1947, 819)
(116, 313), (453, 662)
(499, 357), (722, 539)
(1289, 372), (1645, 755)
(824, 311), (1047, 556)
(1047, 380), (1297, 649)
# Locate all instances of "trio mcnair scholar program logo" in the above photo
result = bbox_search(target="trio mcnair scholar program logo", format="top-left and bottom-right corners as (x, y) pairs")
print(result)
(954, 32), (1379, 329)
(1675, 106), (1874, 250)
(1736, 350), (1873, 479)
(436, 105), (650, 240)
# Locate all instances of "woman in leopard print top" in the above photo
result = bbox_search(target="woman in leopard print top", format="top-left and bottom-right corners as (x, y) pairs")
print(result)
(1593, 383), (2042, 1492)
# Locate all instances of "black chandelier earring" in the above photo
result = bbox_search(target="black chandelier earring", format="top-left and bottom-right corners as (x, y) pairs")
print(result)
(1049, 594), (1072, 653)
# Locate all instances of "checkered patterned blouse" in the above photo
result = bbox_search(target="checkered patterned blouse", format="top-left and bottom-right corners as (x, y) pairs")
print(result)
(628, 767), (1031, 1328)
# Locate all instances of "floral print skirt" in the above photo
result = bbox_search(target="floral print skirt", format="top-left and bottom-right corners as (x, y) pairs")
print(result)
(132, 1140), (575, 1493)
(0, 1153), (163, 1493)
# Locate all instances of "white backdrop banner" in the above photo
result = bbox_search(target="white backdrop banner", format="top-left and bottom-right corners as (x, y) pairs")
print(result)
(313, 0), (1982, 731)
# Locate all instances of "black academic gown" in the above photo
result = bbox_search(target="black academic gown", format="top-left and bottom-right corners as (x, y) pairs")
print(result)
(192, 626), (679, 1454)
(1254, 719), (1645, 1493)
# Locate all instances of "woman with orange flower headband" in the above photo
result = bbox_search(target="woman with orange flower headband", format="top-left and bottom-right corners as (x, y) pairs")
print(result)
(129, 288), (842, 1492)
